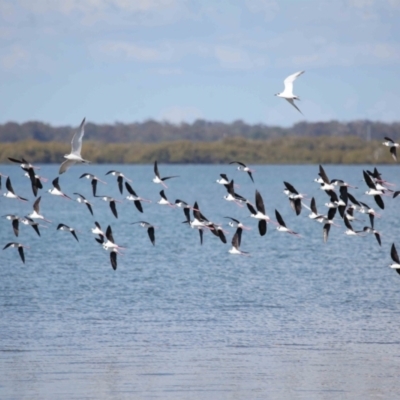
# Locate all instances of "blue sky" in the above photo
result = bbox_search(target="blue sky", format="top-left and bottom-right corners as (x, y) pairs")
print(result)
(0, 0), (399, 127)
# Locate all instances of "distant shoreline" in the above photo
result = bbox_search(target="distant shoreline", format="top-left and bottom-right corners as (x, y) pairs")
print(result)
(0, 136), (393, 164)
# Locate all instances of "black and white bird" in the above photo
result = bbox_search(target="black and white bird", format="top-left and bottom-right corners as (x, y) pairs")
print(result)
(26, 167), (43, 197)
(283, 181), (305, 215)
(343, 215), (365, 237)
(106, 170), (132, 194)
(319, 208), (337, 243)
(216, 174), (230, 185)
(224, 216), (251, 231)
(229, 227), (249, 255)
(303, 197), (324, 220)
(175, 199), (195, 223)
(247, 190), (272, 236)
(184, 202), (212, 245)
(331, 179), (358, 189)
(209, 223), (228, 244)
(382, 137), (399, 161)
(8, 157), (39, 171)
(158, 190), (175, 207)
(125, 182), (151, 213)
(96, 196), (120, 219)
(362, 170), (385, 210)
(229, 161), (254, 183)
(48, 177), (71, 199)
(3, 242), (28, 264)
(224, 179), (248, 207)
(153, 160), (179, 188)
(95, 225), (124, 270)
(315, 165), (335, 192)
(79, 173), (106, 197)
(91, 221), (105, 238)
(28, 196), (51, 222)
(131, 221), (156, 246)
(359, 201), (380, 229)
(2, 214), (20, 236)
(325, 187), (348, 218)
(275, 210), (299, 236)
(275, 70), (305, 114)
(3, 177), (28, 201)
(390, 243), (400, 275)
(74, 193), (94, 216)
(20, 216), (41, 237)
(59, 118), (90, 174)
(57, 223), (79, 242)
(362, 226), (381, 246)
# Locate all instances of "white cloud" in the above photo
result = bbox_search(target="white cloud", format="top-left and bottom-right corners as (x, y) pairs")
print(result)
(244, 0), (279, 20)
(152, 67), (183, 75)
(281, 42), (400, 68)
(98, 41), (173, 62)
(0, 45), (29, 69)
(367, 93), (400, 121)
(159, 106), (203, 123)
(15, 0), (180, 15)
(214, 46), (267, 70)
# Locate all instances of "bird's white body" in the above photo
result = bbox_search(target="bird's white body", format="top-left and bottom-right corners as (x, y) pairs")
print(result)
(59, 118), (89, 174)
(275, 71), (305, 114)
(48, 188), (64, 196)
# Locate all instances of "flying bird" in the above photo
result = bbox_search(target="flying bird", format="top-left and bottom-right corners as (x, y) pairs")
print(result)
(275, 210), (299, 236)
(28, 196), (51, 222)
(175, 199), (195, 223)
(57, 223), (79, 242)
(184, 201), (212, 245)
(95, 225), (124, 270)
(363, 170), (385, 210)
(3, 242), (28, 264)
(362, 226), (381, 246)
(390, 243), (400, 275)
(48, 177), (71, 199)
(275, 70), (305, 114)
(229, 161), (254, 183)
(229, 227), (249, 256)
(224, 216), (251, 231)
(158, 190), (175, 207)
(59, 118), (90, 174)
(216, 174), (231, 185)
(74, 193), (94, 215)
(26, 167), (43, 197)
(131, 221), (156, 246)
(315, 165), (335, 192)
(3, 177), (28, 202)
(247, 190), (272, 236)
(343, 215), (365, 237)
(79, 173), (106, 197)
(224, 179), (248, 207)
(125, 182), (151, 213)
(97, 195), (120, 219)
(8, 157), (39, 171)
(91, 221), (105, 238)
(20, 216), (41, 237)
(152, 160), (179, 188)
(106, 170), (132, 194)
(2, 215), (20, 236)
(382, 137), (399, 161)
(283, 181), (305, 215)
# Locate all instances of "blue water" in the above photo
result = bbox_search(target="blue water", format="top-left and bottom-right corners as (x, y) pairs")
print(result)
(1, 164), (400, 399)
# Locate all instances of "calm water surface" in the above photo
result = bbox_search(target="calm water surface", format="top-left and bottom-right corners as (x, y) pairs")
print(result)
(1, 164), (400, 399)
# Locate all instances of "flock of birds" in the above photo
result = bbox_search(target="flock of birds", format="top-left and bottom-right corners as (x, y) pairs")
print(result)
(1, 71), (400, 273)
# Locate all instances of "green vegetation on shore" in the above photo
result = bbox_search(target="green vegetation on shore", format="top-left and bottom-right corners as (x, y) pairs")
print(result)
(0, 136), (390, 164)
